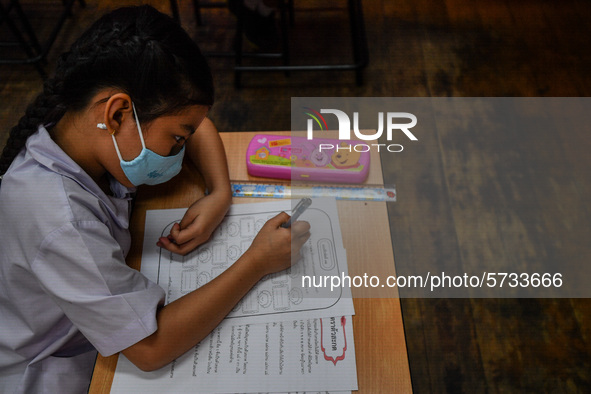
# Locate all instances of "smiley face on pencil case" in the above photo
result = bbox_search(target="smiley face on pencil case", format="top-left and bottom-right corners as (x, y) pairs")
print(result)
(246, 134), (370, 183)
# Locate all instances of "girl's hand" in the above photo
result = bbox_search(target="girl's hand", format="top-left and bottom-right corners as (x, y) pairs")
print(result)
(157, 190), (231, 255)
(243, 212), (311, 277)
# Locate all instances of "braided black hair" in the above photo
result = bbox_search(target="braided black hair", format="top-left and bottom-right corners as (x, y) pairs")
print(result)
(0, 5), (214, 178)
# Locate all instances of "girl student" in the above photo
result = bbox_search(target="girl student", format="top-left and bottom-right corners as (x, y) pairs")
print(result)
(0, 5), (310, 393)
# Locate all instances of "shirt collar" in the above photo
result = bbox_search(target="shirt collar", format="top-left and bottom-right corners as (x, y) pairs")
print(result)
(26, 126), (136, 222)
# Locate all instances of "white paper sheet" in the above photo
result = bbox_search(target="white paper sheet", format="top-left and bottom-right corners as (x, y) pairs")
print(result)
(110, 199), (358, 393)
(140, 199), (354, 325)
(111, 315), (357, 393)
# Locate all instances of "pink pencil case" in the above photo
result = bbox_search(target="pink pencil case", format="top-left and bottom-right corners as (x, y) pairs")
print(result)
(246, 134), (370, 183)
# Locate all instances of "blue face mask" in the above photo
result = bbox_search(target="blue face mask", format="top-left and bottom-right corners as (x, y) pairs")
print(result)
(110, 103), (185, 186)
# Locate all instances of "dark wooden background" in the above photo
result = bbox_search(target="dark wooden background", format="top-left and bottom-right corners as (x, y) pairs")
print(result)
(1, 0), (590, 392)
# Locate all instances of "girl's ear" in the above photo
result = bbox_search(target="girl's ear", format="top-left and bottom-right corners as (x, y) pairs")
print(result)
(103, 93), (133, 135)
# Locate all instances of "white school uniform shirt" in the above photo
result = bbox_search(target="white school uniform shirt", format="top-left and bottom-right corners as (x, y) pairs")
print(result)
(0, 126), (166, 393)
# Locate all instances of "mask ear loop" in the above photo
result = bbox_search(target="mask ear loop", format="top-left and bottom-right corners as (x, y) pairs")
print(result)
(98, 102), (145, 162)
(97, 123), (124, 162)
(131, 102), (147, 150)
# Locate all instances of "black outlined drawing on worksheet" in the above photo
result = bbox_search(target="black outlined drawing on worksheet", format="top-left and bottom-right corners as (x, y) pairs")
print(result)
(156, 207), (345, 320)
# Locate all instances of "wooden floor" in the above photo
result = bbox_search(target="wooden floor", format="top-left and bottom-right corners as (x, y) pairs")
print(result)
(1, 0), (590, 392)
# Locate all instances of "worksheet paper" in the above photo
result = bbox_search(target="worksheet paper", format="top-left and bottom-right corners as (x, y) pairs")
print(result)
(110, 199), (358, 393)
(140, 199), (354, 325)
(111, 315), (357, 393)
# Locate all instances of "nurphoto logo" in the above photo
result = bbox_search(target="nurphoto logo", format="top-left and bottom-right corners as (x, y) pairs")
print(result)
(304, 108), (418, 153)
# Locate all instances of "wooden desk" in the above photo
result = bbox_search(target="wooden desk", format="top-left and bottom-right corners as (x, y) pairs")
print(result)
(90, 132), (411, 393)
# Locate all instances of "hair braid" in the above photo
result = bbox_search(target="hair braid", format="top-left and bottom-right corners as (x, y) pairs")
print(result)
(0, 5), (214, 180)
(0, 25), (116, 179)
(0, 77), (65, 177)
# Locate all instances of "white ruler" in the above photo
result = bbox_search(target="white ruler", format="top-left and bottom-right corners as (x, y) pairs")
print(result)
(230, 181), (396, 202)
